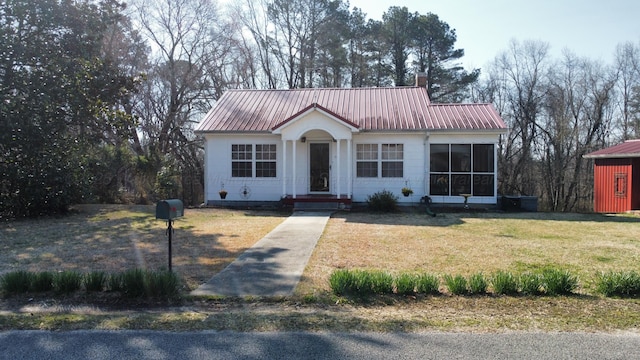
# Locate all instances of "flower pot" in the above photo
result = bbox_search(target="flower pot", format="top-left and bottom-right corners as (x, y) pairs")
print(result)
(219, 192), (227, 199)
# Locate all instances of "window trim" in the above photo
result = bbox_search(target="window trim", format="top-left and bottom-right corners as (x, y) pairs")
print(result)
(231, 143), (277, 178)
(356, 143), (404, 178)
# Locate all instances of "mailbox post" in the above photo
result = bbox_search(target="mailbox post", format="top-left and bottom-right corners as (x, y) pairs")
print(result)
(155, 199), (184, 272)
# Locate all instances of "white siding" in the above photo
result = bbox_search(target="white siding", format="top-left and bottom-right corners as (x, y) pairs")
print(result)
(204, 130), (503, 205)
(351, 133), (427, 203)
(204, 134), (282, 202)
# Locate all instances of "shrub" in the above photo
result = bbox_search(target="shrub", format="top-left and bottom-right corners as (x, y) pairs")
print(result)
(30, 271), (54, 292)
(84, 271), (107, 292)
(394, 273), (417, 295)
(519, 272), (543, 296)
(491, 271), (518, 295)
(146, 270), (181, 298)
(366, 190), (398, 212)
(596, 271), (640, 297)
(53, 271), (82, 294)
(444, 274), (468, 295)
(416, 274), (440, 295)
(121, 269), (146, 298)
(542, 269), (578, 295)
(468, 273), (488, 295)
(1, 270), (33, 294)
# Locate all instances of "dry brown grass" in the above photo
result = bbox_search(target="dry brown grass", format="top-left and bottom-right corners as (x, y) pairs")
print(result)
(298, 211), (640, 295)
(0, 205), (287, 290)
(3, 206), (640, 332)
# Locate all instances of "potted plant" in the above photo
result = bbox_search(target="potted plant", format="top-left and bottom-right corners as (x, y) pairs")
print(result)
(219, 189), (227, 199)
(401, 187), (413, 197)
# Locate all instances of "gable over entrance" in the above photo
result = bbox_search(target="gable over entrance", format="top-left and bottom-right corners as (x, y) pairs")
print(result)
(272, 103), (360, 141)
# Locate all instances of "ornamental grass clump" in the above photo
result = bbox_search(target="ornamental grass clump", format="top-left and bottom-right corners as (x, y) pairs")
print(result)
(443, 274), (468, 295)
(468, 273), (488, 295)
(30, 271), (54, 292)
(1, 270), (32, 295)
(596, 271), (640, 297)
(329, 269), (355, 295)
(416, 273), (440, 295)
(368, 270), (394, 295)
(491, 270), (518, 295)
(121, 269), (146, 298)
(53, 271), (82, 294)
(519, 272), (543, 296)
(84, 271), (107, 292)
(394, 273), (417, 295)
(107, 273), (124, 292)
(542, 268), (578, 295)
(146, 270), (181, 298)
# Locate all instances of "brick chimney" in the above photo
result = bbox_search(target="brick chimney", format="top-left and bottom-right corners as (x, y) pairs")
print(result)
(415, 72), (428, 87)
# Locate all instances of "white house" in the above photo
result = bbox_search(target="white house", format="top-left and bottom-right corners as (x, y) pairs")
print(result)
(195, 74), (507, 208)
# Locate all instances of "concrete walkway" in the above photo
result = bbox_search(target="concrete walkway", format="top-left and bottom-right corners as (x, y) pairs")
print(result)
(191, 211), (333, 297)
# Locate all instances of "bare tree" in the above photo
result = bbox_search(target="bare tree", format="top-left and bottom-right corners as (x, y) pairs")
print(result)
(540, 52), (616, 211)
(487, 40), (551, 197)
(131, 0), (234, 204)
(613, 42), (640, 140)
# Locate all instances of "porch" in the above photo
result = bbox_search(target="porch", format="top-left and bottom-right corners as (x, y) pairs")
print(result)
(281, 194), (352, 211)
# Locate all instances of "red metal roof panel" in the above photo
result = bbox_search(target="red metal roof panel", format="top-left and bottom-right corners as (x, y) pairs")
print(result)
(584, 140), (640, 158)
(195, 87), (506, 133)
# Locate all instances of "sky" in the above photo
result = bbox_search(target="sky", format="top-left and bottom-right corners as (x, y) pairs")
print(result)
(347, 0), (640, 71)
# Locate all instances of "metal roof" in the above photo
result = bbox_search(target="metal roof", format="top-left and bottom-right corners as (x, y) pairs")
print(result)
(195, 87), (507, 133)
(584, 140), (640, 159)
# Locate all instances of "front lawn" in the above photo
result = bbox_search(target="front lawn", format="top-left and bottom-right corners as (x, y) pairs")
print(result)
(299, 211), (640, 295)
(2, 206), (640, 332)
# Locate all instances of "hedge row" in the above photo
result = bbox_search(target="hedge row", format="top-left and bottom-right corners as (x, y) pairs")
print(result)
(0, 269), (181, 299)
(330, 269), (640, 298)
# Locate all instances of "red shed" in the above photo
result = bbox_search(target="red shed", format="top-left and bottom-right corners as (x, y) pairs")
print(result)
(584, 140), (640, 213)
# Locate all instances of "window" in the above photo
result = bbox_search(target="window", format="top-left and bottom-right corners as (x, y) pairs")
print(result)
(232, 144), (252, 177)
(382, 144), (403, 177)
(615, 173), (627, 197)
(430, 144), (495, 196)
(357, 144), (378, 177)
(256, 144), (277, 177)
(231, 144), (277, 178)
(356, 143), (404, 178)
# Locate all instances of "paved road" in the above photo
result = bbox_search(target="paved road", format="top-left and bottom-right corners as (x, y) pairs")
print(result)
(1, 331), (639, 359)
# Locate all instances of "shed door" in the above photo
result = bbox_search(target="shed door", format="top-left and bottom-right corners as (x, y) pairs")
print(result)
(309, 143), (330, 192)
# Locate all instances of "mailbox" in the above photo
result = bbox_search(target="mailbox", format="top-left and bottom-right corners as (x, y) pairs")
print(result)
(155, 199), (184, 220)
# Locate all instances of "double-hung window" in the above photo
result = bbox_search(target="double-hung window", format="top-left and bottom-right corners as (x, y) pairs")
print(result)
(356, 143), (404, 178)
(255, 144), (277, 177)
(356, 144), (378, 177)
(232, 144), (253, 177)
(231, 144), (277, 178)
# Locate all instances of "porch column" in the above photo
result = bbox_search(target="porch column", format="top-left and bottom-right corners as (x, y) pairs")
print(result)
(292, 140), (297, 199)
(336, 139), (341, 199)
(347, 138), (352, 199)
(282, 140), (287, 197)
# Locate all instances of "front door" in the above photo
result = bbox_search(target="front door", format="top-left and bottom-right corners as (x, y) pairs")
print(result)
(309, 143), (330, 192)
